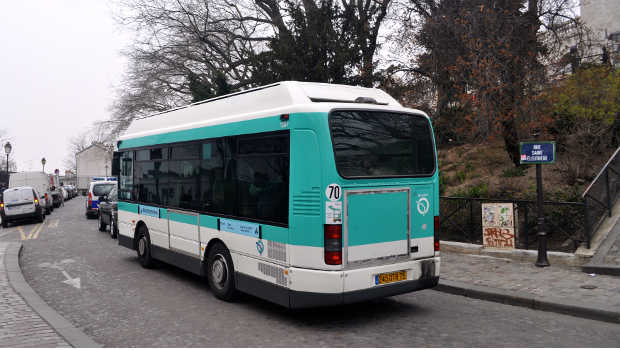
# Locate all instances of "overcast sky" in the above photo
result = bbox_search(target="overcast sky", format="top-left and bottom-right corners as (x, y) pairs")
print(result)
(0, 0), (128, 173)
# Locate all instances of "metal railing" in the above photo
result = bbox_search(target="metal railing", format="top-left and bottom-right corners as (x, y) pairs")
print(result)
(582, 146), (620, 247)
(439, 148), (620, 252)
(440, 196), (586, 253)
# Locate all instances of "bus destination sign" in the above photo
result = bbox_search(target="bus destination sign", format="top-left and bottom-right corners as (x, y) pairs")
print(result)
(520, 141), (556, 164)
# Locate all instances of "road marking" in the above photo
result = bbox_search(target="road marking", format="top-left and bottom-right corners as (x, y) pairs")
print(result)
(32, 223), (45, 239)
(17, 224), (44, 240)
(48, 219), (59, 228)
(61, 270), (81, 289)
(38, 260), (81, 289)
(18, 226), (26, 240)
(25, 224), (38, 239)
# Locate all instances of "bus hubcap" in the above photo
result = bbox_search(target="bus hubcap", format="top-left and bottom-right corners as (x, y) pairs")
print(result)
(138, 238), (146, 255)
(212, 255), (227, 287)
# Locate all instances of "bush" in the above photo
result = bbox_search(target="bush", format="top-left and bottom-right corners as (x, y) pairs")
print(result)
(453, 182), (488, 198)
(501, 166), (526, 177)
(542, 66), (620, 183)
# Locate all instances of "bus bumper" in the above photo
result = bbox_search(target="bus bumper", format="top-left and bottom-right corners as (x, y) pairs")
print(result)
(236, 256), (440, 309)
(289, 275), (439, 309)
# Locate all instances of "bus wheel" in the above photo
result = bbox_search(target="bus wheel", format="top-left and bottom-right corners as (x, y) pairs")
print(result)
(207, 243), (237, 301)
(136, 225), (153, 268)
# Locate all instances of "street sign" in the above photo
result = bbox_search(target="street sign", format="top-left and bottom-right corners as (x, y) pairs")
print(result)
(520, 141), (556, 164)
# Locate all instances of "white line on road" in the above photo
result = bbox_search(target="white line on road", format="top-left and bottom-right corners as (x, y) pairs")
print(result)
(61, 270), (81, 289)
(38, 260), (81, 289)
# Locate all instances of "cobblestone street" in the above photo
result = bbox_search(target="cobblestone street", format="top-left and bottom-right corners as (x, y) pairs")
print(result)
(0, 198), (614, 347)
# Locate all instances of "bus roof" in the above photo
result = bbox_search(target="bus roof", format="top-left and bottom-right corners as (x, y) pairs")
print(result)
(118, 81), (425, 144)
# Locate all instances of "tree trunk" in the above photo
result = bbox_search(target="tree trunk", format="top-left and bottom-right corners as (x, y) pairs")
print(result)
(502, 118), (521, 167)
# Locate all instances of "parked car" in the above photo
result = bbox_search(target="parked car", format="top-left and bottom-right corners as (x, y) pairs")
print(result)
(1, 187), (45, 227)
(68, 185), (78, 198)
(9, 171), (54, 215)
(98, 187), (118, 238)
(63, 185), (76, 199)
(60, 187), (68, 201)
(85, 180), (117, 218)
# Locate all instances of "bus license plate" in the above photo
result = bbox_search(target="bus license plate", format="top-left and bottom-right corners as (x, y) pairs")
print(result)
(375, 270), (407, 285)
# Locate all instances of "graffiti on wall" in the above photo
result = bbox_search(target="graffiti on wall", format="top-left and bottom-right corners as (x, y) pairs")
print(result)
(482, 203), (515, 249)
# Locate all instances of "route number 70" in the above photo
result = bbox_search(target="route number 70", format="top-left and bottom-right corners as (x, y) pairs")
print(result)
(326, 184), (341, 201)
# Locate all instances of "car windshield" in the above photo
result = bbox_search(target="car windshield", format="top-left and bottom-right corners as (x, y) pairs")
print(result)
(93, 184), (115, 197)
(329, 110), (436, 178)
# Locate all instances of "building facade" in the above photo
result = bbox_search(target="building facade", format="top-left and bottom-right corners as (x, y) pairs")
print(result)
(75, 143), (113, 192)
(581, 0), (620, 67)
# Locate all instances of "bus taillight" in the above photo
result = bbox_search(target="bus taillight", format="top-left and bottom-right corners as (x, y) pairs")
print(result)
(324, 224), (342, 265)
(434, 216), (440, 252)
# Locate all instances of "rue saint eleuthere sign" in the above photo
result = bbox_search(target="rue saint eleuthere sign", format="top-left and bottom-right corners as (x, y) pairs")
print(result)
(519, 141), (556, 164)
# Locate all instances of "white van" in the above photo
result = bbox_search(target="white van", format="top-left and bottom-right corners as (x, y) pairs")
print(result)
(1, 186), (45, 227)
(9, 172), (54, 214)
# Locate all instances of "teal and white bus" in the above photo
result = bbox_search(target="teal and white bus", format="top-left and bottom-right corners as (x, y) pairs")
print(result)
(113, 81), (440, 308)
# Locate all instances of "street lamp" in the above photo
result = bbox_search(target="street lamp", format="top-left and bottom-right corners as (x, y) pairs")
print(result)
(4, 142), (11, 174)
(41, 157), (46, 173)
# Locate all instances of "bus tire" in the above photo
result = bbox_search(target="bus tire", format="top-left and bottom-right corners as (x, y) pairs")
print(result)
(136, 225), (154, 268)
(206, 243), (237, 301)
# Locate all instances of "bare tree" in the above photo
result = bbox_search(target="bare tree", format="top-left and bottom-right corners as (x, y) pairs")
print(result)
(390, 0), (588, 165)
(63, 122), (116, 171)
(109, 0), (393, 135)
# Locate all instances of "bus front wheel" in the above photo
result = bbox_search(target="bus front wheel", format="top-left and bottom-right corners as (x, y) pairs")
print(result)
(206, 243), (237, 301)
(136, 225), (154, 268)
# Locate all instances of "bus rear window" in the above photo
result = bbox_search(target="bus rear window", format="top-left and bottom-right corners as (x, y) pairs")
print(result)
(329, 110), (435, 178)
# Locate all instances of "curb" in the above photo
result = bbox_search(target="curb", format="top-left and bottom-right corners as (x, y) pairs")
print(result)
(582, 264), (620, 276)
(440, 241), (587, 267)
(5, 243), (102, 348)
(434, 279), (620, 324)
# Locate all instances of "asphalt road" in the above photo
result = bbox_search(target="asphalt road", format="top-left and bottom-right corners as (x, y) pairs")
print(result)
(2, 198), (618, 347)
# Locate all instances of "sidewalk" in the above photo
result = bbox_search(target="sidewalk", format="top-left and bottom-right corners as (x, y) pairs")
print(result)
(436, 248), (620, 323)
(0, 242), (70, 347)
(0, 242), (100, 348)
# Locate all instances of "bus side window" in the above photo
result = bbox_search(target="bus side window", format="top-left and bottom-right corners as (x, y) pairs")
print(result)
(235, 132), (289, 224)
(119, 151), (134, 201)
